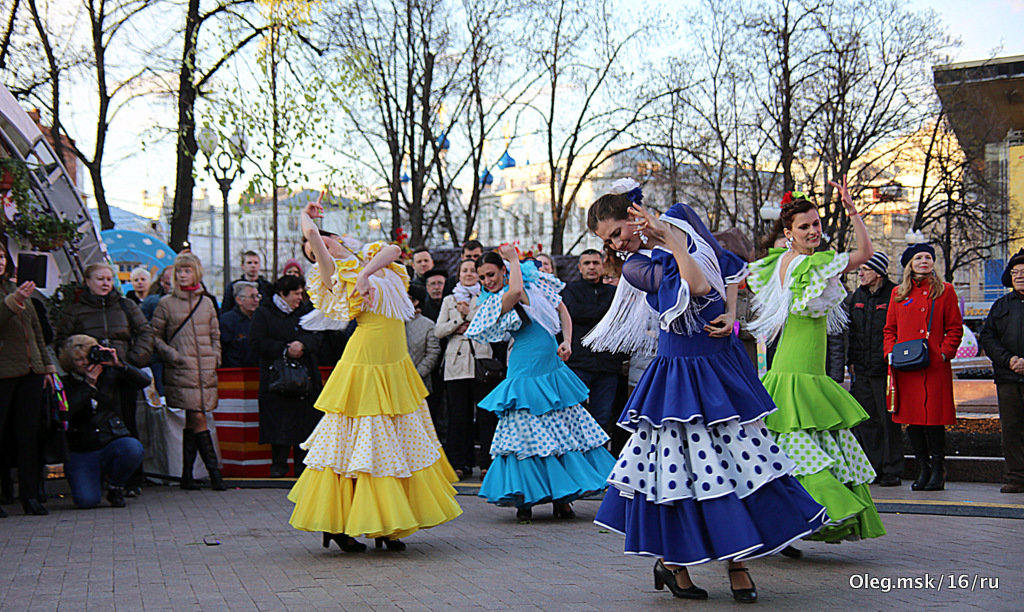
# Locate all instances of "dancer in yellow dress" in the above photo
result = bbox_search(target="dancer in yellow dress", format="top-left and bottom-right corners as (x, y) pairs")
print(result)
(287, 196), (462, 552)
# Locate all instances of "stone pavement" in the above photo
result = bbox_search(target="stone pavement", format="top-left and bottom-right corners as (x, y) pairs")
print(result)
(1, 481), (1021, 611)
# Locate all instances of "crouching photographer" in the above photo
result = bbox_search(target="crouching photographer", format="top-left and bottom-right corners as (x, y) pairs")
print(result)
(59, 335), (149, 508)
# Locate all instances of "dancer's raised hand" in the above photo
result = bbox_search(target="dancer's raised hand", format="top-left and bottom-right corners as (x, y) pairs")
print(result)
(828, 176), (858, 217)
(303, 191), (325, 219)
(627, 203), (669, 246)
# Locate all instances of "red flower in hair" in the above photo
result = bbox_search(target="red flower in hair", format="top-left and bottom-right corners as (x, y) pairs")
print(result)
(781, 192), (793, 205)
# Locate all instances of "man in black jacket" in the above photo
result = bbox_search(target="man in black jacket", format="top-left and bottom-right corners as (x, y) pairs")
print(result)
(845, 251), (902, 486)
(980, 249), (1024, 494)
(562, 249), (623, 431)
(219, 281), (259, 367)
(221, 251), (273, 314)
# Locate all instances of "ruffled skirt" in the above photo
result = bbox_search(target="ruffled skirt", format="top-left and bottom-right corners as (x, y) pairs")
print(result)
(761, 315), (886, 542)
(595, 339), (830, 565)
(479, 403), (616, 508)
(288, 405), (462, 538)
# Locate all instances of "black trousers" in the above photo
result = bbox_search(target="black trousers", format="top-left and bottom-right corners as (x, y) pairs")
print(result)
(851, 374), (904, 479)
(997, 383), (1024, 485)
(0, 374), (44, 501)
(444, 378), (494, 471)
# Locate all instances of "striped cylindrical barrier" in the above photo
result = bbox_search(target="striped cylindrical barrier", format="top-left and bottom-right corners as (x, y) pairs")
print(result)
(215, 366), (335, 477)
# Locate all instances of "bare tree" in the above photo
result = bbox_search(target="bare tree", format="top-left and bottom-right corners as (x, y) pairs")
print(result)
(525, 0), (668, 254)
(168, 0), (268, 251)
(322, 0), (464, 248)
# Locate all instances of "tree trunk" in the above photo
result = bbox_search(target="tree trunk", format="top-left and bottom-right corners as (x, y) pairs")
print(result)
(170, 0), (202, 252)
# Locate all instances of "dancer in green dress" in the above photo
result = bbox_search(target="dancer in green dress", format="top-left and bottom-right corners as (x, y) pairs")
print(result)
(748, 178), (886, 544)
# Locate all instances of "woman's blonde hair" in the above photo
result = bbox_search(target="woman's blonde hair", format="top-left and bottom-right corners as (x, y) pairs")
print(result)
(59, 334), (99, 373)
(173, 252), (204, 286)
(84, 263), (115, 281)
(893, 260), (945, 302)
(130, 266), (151, 283)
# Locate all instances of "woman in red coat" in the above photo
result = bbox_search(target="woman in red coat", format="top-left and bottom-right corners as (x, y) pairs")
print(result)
(883, 243), (962, 492)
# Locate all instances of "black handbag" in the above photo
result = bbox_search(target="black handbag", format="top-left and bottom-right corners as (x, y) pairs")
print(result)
(267, 352), (311, 397)
(890, 298), (934, 371)
(90, 409), (132, 449)
(468, 340), (505, 387)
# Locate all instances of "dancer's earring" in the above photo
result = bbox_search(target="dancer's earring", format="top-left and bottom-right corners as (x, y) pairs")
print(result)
(785, 236), (794, 250)
(639, 233), (649, 245)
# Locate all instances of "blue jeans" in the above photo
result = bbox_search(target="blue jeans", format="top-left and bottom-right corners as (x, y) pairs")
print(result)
(570, 369), (620, 429)
(65, 437), (145, 508)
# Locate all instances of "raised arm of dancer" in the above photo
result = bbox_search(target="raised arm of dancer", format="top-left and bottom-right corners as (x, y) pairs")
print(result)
(498, 244), (524, 314)
(557, 302), (573, 361)
(628, 203), (711, 296)
(301, 193), (333, 281)
(829, 176), (873, 272)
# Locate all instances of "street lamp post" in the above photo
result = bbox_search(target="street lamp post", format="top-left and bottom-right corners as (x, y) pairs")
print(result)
(198, 126), (247, 296)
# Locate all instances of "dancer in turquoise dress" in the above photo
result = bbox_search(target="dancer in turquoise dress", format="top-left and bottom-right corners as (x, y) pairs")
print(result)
(466, 245), (616, 522)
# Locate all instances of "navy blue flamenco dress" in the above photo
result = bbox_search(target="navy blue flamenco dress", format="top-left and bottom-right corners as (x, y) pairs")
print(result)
(466, 267), (616, 509)
(593, 237), (829, 566)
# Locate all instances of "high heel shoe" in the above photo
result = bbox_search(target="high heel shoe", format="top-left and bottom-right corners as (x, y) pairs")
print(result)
(21, 499), (48, 516)
(552, 502), (575, 519)
(780, 545), (802, 559)
(728, 567), (758, 603)
(653, 559), (708, 600)
(321, 532), (366, 552)
(516, 506), (532, 523)
(374, 537), (406, 551)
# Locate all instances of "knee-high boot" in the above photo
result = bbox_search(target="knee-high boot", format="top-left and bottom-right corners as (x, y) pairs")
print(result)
(924, 426), (946, 491)
(181, 429), (200, 490)
(907, 425), (931, 491)
(270, 445), (290, 478)
(293, 446), (306, 477)
(195, 430), (226, 491)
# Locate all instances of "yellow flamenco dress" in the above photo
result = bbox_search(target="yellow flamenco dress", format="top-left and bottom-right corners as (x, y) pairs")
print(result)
(287, 242), (462, 539)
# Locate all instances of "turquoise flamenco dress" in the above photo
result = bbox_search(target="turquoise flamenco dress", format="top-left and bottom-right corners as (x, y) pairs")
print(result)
(466, 265), (616, 509)
(747, 248), (886, 542)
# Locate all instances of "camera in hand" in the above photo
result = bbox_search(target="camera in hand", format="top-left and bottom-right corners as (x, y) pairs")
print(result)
(88, 345), (115, 365)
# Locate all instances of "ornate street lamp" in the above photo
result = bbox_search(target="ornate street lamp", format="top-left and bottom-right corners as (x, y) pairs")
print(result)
(198, 125), (247, 296)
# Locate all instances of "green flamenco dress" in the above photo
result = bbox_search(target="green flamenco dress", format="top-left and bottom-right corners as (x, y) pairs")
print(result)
(748, 249), (885, 542)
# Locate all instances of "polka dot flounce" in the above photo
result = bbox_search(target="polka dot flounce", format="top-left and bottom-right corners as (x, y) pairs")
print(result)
(607, 418), (795, 504)
(774, 428), (876, 485)
(300, 405), (443, 478)
(490, 404), (610, 459)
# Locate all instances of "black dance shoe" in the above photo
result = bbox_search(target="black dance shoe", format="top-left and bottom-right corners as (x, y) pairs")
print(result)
(375, 537), (406, 551)
(552, 502), (575, 519)
(653, 559), (708, 600)
(322, 532), (366, 552)
(728, 567), (758, 603)
(780, 545), (802, 559)
(876, 474), (901, 487)
(516, 506), (532, 523)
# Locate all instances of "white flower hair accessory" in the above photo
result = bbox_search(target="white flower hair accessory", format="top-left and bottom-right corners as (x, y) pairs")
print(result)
(608, 177), (644, 205)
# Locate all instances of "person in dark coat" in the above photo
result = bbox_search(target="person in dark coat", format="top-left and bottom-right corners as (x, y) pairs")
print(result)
(249, 275), (322, 477)
(845, 251), (901, 486)
(221, 251), (274, 314)
(421, 268), (447, 322)
(219, 281), (260, 368)
(980, 249), (1024, 494)
(561, 248), (624, 431)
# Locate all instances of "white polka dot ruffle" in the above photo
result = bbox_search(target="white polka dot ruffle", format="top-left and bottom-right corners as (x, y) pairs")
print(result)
(490, 403), (610, 459)
(299, 404), (441, 478)
(607, 418), (795, 504)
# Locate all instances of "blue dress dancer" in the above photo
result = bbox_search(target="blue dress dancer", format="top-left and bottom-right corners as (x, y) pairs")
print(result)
(466, 245), (616, 522)
(587, 180), (828, 602)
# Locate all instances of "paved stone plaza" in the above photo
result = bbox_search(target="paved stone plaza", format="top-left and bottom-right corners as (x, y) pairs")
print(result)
(1, 482), (1020, 611)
